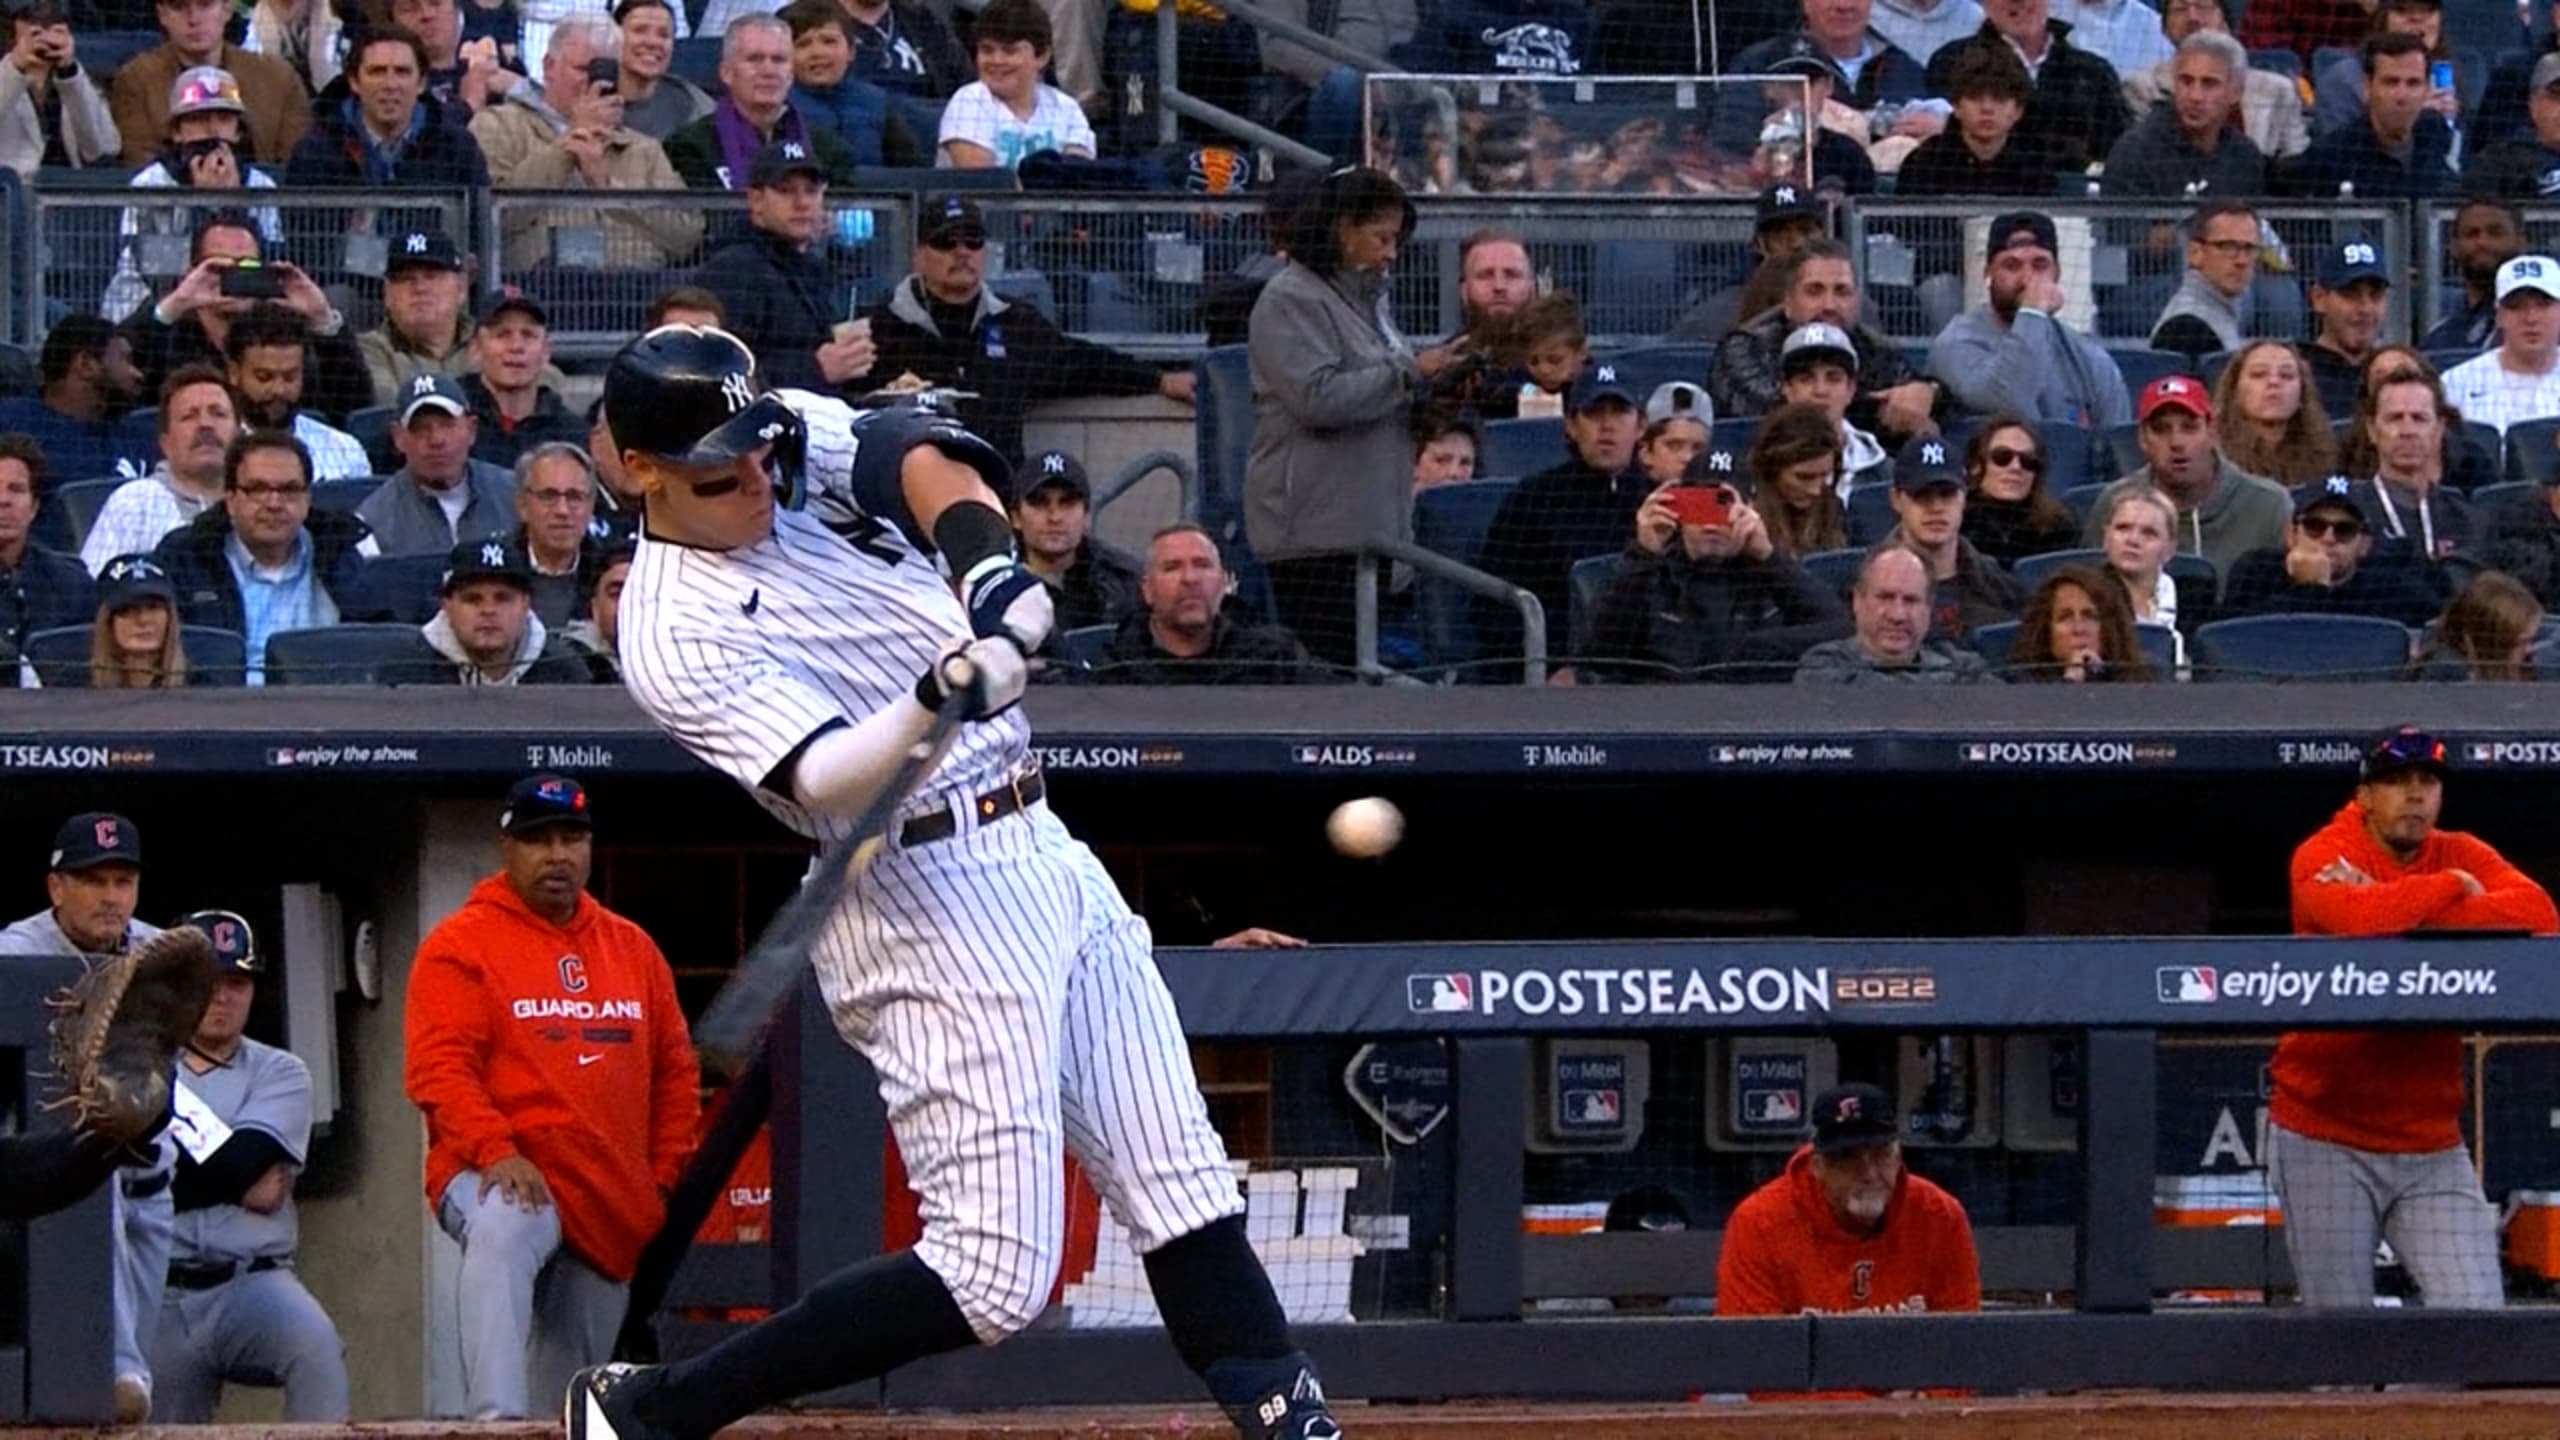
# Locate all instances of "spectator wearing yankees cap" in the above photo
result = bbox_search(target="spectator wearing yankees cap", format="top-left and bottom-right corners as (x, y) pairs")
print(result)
(1668, 183), (1830, 346)
(1711, 238), (1943, 450)
(2440, 256), (2560, 437)
(1930, 210), (2132, 428)
(1715, 1082), (1980, 1331)
(1582, 439), (1845, 684)
(402, 538), (594, 686)
(2221, 476), (2447, 627)
(76, 553), (185, 690)
(1477, 360), (1652, 666)
(2304, 239), (2393, 425)
(692, 139), (873, 398)
(2080, 374), (2289, 590)
(359, 230), (571, 411)
(1776, 322), (1889, 495)
(1011, 449), (1137, 635)
(1634, 383), (1712, 488)
(1883, 436), (2022, 640)
(357, 373), (517, 559)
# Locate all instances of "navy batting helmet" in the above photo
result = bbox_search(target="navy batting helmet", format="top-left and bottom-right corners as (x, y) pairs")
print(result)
(603, 325), (808, 507)
(179, 909), (260, 975)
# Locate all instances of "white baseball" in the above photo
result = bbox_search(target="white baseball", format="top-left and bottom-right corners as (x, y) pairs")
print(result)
(1326, 797), (1404, 859)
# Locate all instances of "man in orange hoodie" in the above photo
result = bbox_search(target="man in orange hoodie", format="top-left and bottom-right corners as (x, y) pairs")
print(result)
(1717, 1083), (1980, 1321)
(2271, 726), (2555, 1310)
(403, 775), (700, 1418)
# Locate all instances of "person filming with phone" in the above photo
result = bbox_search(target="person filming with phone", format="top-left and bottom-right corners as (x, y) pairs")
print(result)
(1581, 398), (1847, 684)
(0, 0), (116, 179)
(102, 67), (282, 323)
(469, 15), (697, 270)
(117, 209), (374, 423)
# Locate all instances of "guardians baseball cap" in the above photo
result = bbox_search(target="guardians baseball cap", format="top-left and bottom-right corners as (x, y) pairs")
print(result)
(1021, 449), (1089, 500)
(442, 537), (533, 594)
(388, 229), (466, 275)
(1985, 210), (2058, 262)
(2361, 726), (2448, 781)
(179, 910), (260, 975)
(168, 66), (245, 119)
(98, 554), (177, 613)
(1893, 436), (1963, 495)
(1809, 1083), (1896, 1153)
(1779, 321), (1858, 377)
(2137, 374), (2211, 423)
(397, 372), (469, 425)
(501, 774), (593, 836)
(1566, 361), (1637, 413)
(52, 813), (141, 873)
(2496, 255), (2560, 306)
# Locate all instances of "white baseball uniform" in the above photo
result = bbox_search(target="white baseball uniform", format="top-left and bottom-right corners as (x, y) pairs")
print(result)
(618, 390), (1242, 1341)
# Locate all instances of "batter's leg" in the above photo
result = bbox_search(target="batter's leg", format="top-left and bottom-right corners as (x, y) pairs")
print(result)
(1051, 828), (1339, 1440)
(2379, 1145), (2505, 1309)
(2268, 1122), (2385, 1309)
(438, 1173), (562, 1418)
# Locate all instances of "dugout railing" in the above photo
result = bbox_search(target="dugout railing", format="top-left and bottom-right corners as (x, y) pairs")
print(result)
(676, 935), (2560, 1407)
(0, 958), (123, 1424)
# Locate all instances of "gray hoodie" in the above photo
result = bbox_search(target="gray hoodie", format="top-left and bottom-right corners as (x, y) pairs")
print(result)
(1929, 305), (2133, 428)
(1793, 637), (1999, 684)
(2082, 458), (2290, 595)
(1244, 261), (1421, 560)
(413, 610), (589, 685)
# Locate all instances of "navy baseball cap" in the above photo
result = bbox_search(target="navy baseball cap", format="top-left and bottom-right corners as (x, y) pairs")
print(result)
(179, 909), (260, 975)
(1766, 38), (1847, 88)
(748, 139), (828, 189)
(52, 812), (141, 873)
(1810, 1083), (1896, 1153)
(2292, 474), (2379, 529)
(921, 195), (986, 244)
(478, 285), (549, 331)
(1021, 449), (1089, 500)
(1893, 436), (1963, 494)
(442, 537), (532, 594)
(1756, 181), (1820, 233)
(501, 774), (593, 836)
(398, 372), (470, 425)
(389, 229), (465, 275)
(1986, 210), (2058, 262)
(1566, 361), (1638, 413)
(2317, 239), (2390, 291)
(2362, 726), (2448, 781)
(98, 553), (176, 613)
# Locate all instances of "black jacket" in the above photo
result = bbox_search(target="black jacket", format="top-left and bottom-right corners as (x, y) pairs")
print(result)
(863, 276), (1167, 463)
(281, 94), (490, 252)
(694, 229), (847, 396)
(1961, 497), (2080, 572)
(663, 106), (859, 190)
(0, 545), (97, 658)
(117, 308), (375, 426)
(1095, 610), (1324, 684)
(2468, 137), (2560, 201)
(1042, 541), (1140, 632)
(2220, 545), (2446, 626)
(2285, 113), (2457, 199)
(1710, 306), (1936, 445)
(393, 627), (595, 685)
(2099, 106), (2267, 199)
(465, 376), (585, 473)
(1924, 20), (2131, 173)
(2485, 487), (2560, 608)
(1893, 131), (2053, 197)
(1474, 454), (1653, 661)
(1581, 543), (1847, 682)
(149, 505), (380, 634)
(1915, 535), (2024, 640)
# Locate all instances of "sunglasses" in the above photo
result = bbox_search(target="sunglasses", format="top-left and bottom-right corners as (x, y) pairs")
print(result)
(1986, 446), (2044, 473)
(2297, 516), (2363, 540)
(926, 233), (987, 253)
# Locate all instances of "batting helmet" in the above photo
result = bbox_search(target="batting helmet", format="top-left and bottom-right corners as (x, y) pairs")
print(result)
(178, 909), (259, 975)
(603, 325), (808, 506)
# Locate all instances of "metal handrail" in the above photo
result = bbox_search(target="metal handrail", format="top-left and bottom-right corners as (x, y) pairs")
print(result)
(1092, 448), (1200, 522)
(1155, 2), (1330, 167)
(1356, 538), (1547, 686)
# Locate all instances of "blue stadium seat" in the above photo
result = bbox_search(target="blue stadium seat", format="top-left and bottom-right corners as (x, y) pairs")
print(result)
(79, 30), (165, 83)
(2470, 480), (2541, 515)
(1480, 417), (1566, 478)
(264, 624), (423, 686)
(2037, 424), (2094, 495)
(2198, 349), (2236, 391)
(1799, 546), (1865, 599)
(2192, 613), (2412, 682)
(1193, 344), (1251, 552)
(669, 36), (722, 90)
(2503, 417), (2560, 484)
(2060, 481), (2113, 525)
(859, 165), (1019, 194)
(2167, 552), (2217, 606)
(2462, 420), (2505, 477)
(310, 478), (376, 516)
(1709, 416), (1760, 457)
(1055, 623), (1112, 670)
(1596, 344), (1712, 404)
(2107, 349), (2193, 399)
(1844, 483), (1898, 546)
(0, 342), (32, 399)
(49, 476), (125, 554)
(1584, 241), (1682, 337)
(365, 552), (450, 626)
(2424, 347), (2479, 374)
(1412, 478), (1519, 674)
(23, 623), (244, 687)
(1565, 552), (1618, 660)
(2011, 548), (2109, 590)
(1971, 619), (2022, 665)
(2101, 423), (2144, 483)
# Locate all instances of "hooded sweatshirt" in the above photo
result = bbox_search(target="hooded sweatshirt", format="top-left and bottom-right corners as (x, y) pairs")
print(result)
(2276, 800), (2558, 1153)
(404, 874), (700, 1280)
(1716, 1143), (1980, 1319)
(412, 610), (594, 685)
(2081, 461), (2290, 596)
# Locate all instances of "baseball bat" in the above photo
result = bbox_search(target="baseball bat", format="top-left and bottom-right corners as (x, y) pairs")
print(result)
(691, 676), (979, 1081)
(614, 1047), (771, 1364)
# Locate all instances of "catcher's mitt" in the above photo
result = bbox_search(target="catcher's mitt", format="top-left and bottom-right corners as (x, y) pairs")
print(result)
(45, 928), (216, 1145)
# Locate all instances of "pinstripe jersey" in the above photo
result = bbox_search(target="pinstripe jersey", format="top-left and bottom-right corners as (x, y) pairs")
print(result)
(618, 388), (1029, 841)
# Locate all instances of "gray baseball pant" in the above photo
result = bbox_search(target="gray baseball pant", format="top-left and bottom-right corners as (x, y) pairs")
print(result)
(2267, 1121), (2505, 1309)
(437, 1173), (628, 1420)
(149, 1265), (350, 1421)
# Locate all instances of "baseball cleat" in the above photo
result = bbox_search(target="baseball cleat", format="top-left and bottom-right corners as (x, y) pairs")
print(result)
(566, 1363), (670, 1440)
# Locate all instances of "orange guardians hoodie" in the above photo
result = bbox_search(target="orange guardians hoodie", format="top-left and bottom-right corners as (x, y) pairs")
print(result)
(404, 874), (701, 1281)
(2274, 798), (2558, 1154)
(1716, 1144), (1982, 1320)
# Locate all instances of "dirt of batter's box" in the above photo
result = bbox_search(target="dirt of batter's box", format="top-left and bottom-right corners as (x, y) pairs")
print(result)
(30, 1393), (2560, 1440)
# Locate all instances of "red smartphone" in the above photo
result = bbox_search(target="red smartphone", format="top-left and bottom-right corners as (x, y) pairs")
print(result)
(1666, 483), (1735, 529)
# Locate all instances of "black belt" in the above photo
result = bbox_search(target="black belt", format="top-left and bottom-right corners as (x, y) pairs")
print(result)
(121, 1168), (171, 1200)
(167, 1256), (283, 1291)
(898, 768), (1043, 848)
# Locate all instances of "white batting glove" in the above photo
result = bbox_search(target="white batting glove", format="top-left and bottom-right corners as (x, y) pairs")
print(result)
(914, 636), (1028, 720)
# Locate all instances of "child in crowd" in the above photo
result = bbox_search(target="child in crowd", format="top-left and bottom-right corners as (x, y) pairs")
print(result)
(938, 0), (1094, 169)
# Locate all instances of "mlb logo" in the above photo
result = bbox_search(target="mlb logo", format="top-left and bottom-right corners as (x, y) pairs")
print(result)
(1563, 1089), (1621, 1125)
(268, 747), (297, 765)
(1407, 974), (1472, 1014)
(1291, 744), (1321, 764)
(1740, 1087), (1802, 1124)
(1714, 745), (1738, 763)
(1963, 743), (1989, 762)
(2470, 743), (2495, 762)
(2156, 966), (2218, 1004)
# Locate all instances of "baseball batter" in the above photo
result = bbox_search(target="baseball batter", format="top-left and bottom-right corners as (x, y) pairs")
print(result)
(570, 326), (1341, 1440)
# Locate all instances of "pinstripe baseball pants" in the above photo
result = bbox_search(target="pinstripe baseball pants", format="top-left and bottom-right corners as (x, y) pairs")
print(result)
(2267, 1122), (2505, 1309)
(815, 798), (1242, 1343)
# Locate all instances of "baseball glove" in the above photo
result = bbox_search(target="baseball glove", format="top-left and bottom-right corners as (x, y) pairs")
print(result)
(45, 928), (216, 1146)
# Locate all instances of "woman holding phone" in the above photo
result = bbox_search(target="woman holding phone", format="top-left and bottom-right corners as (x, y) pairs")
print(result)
(1579, 441), (1846, 684)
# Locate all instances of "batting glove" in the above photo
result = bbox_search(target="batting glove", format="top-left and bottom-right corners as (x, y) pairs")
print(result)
(961, 558), (1056, 654)
(914, 636), (1028, 721)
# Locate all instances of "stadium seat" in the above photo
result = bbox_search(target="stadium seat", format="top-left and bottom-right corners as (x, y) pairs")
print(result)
(2197, 349), (2235, 391)
(2166, 552), (2217, 608)
(2192, 613), (2412, 682)
(858, 165), (1021, 194)
(49, 476), (125, 554)
(2134, 622), (2177, 673)
(1412, 478), (1519, 675)
(1709, 417), (1760, 457)
(2107, 349), (2193, 399)
(2462, 420), (2505, 477)
(2011, 548), (2108, 590)
(2100, 423), (2143, 482)
(2424, 347), (2479, 374)
(1971, 619), (2022, 666)
(1565, 552), (1618, 660)
(2060, 481), (2113, 525)
(1799, 546), (1865, 599)
(2471, 480), (2541, 515)
(2503, 418), (2560, 484)
(1055, 623), (1112, 670)
(1193, 344), (1252, 552)
(310, 478), (376, 516)
(264, 624), (423, 686)
(1480, 417), (1566, 478)
(2246, 46), (2301, 78)
(2036, 422), (2093, 494)
(365, 552), (451, 625)
(1585, 241), (1682, 337)
(1844, 483), (1898, 546)
(22, 624), (245, 687)
(669, 36), (722, 89)
(0, 342), (32, 399)
(1596, 344), (1711, 404)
